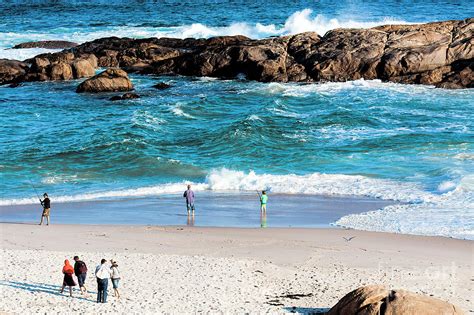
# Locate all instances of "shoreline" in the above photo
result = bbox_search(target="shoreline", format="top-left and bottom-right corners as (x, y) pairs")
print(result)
(0, 223), (472, 313)
(0, 192), (396, 229)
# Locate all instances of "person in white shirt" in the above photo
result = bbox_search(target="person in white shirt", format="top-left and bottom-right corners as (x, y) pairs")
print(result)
(110, 260), (121, 298)
(95, 259), (111, 303)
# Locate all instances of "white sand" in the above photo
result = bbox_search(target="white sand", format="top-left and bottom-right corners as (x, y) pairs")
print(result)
(0, 223), (472, 314)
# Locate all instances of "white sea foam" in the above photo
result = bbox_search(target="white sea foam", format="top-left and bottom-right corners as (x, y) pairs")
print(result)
(0, 10), (412, 60)
(170, 103), (194, 119)
(0, 48), (61, 61)
(336, 175), (474, 240)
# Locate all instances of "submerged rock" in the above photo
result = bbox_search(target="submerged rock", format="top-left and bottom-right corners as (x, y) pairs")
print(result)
(12, 40), (78, 49)
(152, 82), (172, 89)
(76, 68), (133, 93)
(109, 92), (140, 101)
(327, 285), (464, 315)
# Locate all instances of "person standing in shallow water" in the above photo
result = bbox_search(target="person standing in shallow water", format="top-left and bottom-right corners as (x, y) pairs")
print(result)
(39, 193), (50, 225)
(260, 190), (268, 214)
(183, 184), (195, 215)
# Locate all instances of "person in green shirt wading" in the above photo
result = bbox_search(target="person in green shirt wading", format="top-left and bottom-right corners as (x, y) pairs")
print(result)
(259, 190), (268, 214)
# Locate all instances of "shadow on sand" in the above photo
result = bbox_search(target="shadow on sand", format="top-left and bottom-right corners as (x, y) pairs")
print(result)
(283, 306), (330, 314)
(0, 280), (96, 302)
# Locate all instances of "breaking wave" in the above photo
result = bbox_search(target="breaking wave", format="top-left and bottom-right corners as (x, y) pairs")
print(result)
(0, 9), (412, 60)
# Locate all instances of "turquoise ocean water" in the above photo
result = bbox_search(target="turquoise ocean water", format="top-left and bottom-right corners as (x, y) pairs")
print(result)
(0, 1), (473, 238)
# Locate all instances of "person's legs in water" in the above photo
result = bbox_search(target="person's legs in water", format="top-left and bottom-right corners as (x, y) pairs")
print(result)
(60, 284), (65, 293)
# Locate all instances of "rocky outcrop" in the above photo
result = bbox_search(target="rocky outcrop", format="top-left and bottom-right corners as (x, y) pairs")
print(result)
(0, 59), (29, 84)
(12, 40), (78, 49)
(20, 53), (97, 82)
(1, 18), (472, 88)
(76, 68), (133, 93)
(327, 285), (464, 315)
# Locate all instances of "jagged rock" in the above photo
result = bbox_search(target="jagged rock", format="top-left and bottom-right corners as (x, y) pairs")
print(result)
(76, 68), (133, 93)
(0, 59), (29, 84)
(12, 40), (78, 49)
(327, 285), (464, 315)
(109, 92), (140, 101)
(6, 18), (474, 88)
(152, 82), (172, 89)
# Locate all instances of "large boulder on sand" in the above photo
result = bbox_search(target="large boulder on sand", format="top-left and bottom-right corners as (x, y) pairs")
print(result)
(0, 59), (29, 84)
(327, 285), (464, 315)
(76, 68), (133, 93)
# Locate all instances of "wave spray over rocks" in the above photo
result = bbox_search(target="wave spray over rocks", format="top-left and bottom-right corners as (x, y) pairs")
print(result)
(1, 18), (472, 89)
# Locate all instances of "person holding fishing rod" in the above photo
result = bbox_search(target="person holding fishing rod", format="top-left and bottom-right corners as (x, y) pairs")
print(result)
(39, 193), (51, 225)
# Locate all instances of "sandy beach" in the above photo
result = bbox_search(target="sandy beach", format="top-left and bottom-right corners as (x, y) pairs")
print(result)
(0, 223), (472, 314)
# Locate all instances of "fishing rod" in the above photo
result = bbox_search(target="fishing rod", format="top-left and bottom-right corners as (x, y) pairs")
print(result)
(28, 178), (41, 202)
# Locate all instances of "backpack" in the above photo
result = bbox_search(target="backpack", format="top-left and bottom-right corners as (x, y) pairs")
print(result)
(78, 261), (87, 274)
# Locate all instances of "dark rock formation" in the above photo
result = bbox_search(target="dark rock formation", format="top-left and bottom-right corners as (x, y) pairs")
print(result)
(1, 18), (472, 88)
(0, 59), (29, 84)
(327, 285), (463, 315)
(77, 68), (133, 93)
(152, 82), (172, 89)
(109, 92), (140, 101)
(12, 40), (78, 49)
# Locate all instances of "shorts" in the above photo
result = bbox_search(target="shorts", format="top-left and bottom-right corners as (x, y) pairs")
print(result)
(261, 204), (267, 212)
(77, 273), (87, 287)
(187, 203), (195, 211)
(42, 208), (50, 216)
(112, 278), (120, 289)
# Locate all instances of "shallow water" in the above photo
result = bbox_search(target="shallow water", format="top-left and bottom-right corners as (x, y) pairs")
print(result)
(0, 193), (395, 227)
(0, 0), (473, 238)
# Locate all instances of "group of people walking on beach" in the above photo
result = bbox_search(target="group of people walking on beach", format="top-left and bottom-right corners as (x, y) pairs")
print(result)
(38, 185), (269, 226)
(60, 256), (121, 303)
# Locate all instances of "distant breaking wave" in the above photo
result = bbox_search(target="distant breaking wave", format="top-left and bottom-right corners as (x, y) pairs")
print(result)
(0, 9), (412, 60)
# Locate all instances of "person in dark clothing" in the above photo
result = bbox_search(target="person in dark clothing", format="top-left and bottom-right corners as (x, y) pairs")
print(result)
(73, 255), (88, 294)
(183, 184), (195, 214)
(39, 193), (50, 225)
